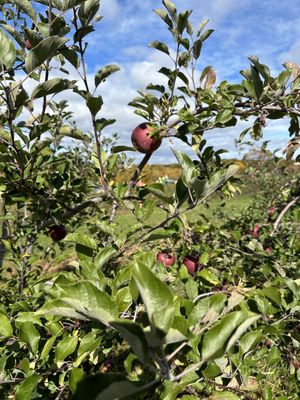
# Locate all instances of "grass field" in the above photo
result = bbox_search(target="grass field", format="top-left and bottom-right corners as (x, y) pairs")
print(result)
(115, 191), (253, 232)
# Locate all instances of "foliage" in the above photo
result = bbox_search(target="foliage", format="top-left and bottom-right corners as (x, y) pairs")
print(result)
(0, 0), (299, 399)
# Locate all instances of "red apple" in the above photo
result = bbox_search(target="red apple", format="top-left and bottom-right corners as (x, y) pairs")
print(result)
(25, 39), (32, 50)
(252, 224), (260, 238)
(49, 224), (67, 241)
(156, 252), (176, 267)
(268, 206), (276, 216)
(183, 255), (199, 275)
(131, 123), (162, 154)
(264, 247), (272, 255)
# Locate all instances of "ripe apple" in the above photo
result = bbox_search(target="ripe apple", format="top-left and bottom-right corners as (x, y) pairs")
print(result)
(49, 224), (67, 241)
(267, 206), (276, 217)
(252, 224), (260, 238)
(264, 247), (272, 255)
(183, 254), (199, 275)
(131, 123), (162, 154)
(156, 252), (176, 267)
(25, 39), (32, 50)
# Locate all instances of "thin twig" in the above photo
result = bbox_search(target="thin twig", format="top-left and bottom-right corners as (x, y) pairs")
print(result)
(40, 0), (53, 123)
(271, 195), (300, 235)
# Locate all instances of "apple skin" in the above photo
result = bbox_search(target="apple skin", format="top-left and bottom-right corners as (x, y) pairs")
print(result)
(156, 252), (176, 267)
(264, 247), (272, 255)
(131, 123), (162, 154)
(252, 224), (261, 238)
(25, 39), (32, 50)
(267, 206), (276, 217)
(183, 255), (200, 275)
(49, 224), (67, 241)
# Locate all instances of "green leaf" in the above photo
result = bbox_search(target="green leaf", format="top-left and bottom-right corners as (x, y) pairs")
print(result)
(69, 367), (85, 394)
(14, 0), (38, 23)
(62, 0), (86, 11)
(146, 83), (166, 93)
(149, 41), (170, 55)
(19, 322), (40, 355)
(193, 164), (239, 201)
(239, 330), (263, 356)
(111, 319), (149, 363)
(58, 125), (91, 142)
(15, 374), (40, 400)
(248, 55), (271, 81)
(55, 335), (79, 362)
(201, 311), (259, 361)
(175, 177), (189, 207)
(60, 47), (79, 68)
(95, 64), (120, 88)
(0, 314), (13, 337)
(197, 19), (210, 36)
(36, 299), (90, 320)
(209, 392), (240, 400)
(0, 29), (16, 69)
(74, 374), (156, 400)
(251, 66), (263, 99)
(64, 232), (97, 257)
(275, 69), (291, 89)
(96, 247), (117, 268)
(31, 78), (75, 99)
(111, 145), (136, 153)
(162, 0), (177, 19)
(178, 51), (190, 67)
(193, 38), (202, 59)
(215, 109), (233, 125)
(177, 10), (191, 34)
(146, 183), (174, 204)
(132, 260), (175, 334)
(78, 0), (100, 25)
(200, 29), (214, 42)
(40, 335), (58, 361)
(86, 95), (103, 116)
(76, 332), (101, 359)
(0, 22), (24, 47)
(172, 149), (197, 187)
(74, 25), (95, 42)
(25, 36), (68, 73)
(153, 9), (173, 29)
(50, 281), (118, 326)
(224, 313), (260, 353)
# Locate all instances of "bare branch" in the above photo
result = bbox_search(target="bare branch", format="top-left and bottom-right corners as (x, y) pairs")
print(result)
(271, 195), (300, 235)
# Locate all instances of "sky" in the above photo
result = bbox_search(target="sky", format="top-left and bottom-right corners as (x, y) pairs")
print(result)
(31, 0), (300, 162)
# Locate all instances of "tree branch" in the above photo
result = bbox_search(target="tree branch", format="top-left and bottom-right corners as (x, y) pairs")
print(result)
(271, 195), (300, 235)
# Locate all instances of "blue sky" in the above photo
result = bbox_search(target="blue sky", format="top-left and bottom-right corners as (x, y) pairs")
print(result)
(36, 0), (300, 162)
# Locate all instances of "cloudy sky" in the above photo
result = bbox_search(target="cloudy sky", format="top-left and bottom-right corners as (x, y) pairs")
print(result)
(45, 0), (300, 162)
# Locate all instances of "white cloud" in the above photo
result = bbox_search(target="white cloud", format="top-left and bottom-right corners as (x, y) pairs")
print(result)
(11, 0), (300, 163)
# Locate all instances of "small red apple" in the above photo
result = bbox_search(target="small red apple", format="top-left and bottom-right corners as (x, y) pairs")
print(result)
(264, 247), (272, 255)
(183, 254), (200, 275)
(25, 39), (32, 50)
(292, 359), (300, 369)
(252, 224), (261, 238)
(156, 252), (176, 267)
(131, 123), (162, 154)
(49, 224), (67, 241)
(267, 206), (276, 217)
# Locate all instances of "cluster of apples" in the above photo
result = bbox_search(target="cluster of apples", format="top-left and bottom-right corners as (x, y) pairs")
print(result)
(156, 251), (201, 275)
